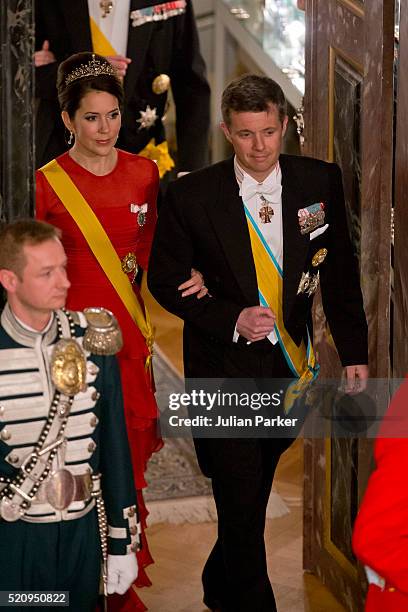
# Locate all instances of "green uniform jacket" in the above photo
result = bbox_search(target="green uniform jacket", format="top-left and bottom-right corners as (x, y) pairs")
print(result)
(0, 305), (139, 555)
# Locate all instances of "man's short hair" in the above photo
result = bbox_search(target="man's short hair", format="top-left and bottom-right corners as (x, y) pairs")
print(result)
(0, 219), (61, 278)
(221, 74), (287, 126)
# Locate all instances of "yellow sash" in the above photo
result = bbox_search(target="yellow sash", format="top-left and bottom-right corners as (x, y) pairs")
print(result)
(244, 206), (319, 412)
(40, 159), (154, 370)
(90, 17), (117, 56)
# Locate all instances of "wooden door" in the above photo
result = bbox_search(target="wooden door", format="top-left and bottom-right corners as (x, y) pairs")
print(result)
(303, 1), (394, 610)
(393, 0), (408, 377)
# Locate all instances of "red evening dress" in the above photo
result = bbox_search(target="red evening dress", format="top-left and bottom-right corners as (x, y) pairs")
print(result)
(36, 149), (162, 611)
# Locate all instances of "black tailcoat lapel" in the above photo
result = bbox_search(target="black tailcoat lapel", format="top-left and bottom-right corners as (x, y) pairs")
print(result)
(124, 2), (154, 99)
(204, 159), (259, 306)
(280, 155), (309, 322)
(58, 0), (153, 97)
(59, 0), (92, 52)
(204, 156), (311, 316)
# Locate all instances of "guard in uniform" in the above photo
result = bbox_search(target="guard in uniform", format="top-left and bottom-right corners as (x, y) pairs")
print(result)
(0, 220), (139, 610)
(34, 0), (211, 177)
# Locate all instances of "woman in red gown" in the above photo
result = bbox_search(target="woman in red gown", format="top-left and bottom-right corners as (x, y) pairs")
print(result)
(36, 51), (204, 611)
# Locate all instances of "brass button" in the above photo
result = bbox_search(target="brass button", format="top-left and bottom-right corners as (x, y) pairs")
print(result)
(131, 542), (138, 552)
(1, 428), (11, 441)
(91, 390), (100, 401)
(88, 441), (96, 453)
(7, 453), (19, 464)
(130, 526), (137, 535)
(90, 415), (98, 427)
(128, 507), (135, 518)
(0, 405), (4, 417)
(388, 587), (396, 592)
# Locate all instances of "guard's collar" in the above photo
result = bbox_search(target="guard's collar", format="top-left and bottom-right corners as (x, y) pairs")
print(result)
(1, 303), (58, 348)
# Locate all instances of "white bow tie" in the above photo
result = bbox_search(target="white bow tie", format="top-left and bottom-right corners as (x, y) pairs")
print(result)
(240, 177), (282, 204)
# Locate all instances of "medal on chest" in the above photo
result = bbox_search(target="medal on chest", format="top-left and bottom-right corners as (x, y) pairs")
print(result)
(258, 195), (274, 224)
(100, 0), (114, 17)
(137, 106), (158, 130)
(130, 202), (148, 226)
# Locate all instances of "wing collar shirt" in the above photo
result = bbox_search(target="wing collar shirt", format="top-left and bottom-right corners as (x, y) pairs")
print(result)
(233, 156), (283, 345)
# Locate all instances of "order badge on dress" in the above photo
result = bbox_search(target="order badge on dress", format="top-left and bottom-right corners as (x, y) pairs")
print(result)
(130, 202), (148, 226)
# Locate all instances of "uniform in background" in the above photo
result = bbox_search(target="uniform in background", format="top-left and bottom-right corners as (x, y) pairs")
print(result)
(34, 0), (211, 176)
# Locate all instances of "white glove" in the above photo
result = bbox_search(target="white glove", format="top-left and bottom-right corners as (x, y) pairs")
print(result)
(107, 553), (138, 595)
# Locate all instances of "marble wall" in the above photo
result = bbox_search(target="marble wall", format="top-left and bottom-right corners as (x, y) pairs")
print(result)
(0, 0), (35, 220)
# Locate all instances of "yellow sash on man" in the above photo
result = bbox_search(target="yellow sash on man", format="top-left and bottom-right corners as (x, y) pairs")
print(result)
(244, 206), (319, 412)
(40, 159), (154, 371)
(89, 17), (175, 178)
(89, 17), (117, 56)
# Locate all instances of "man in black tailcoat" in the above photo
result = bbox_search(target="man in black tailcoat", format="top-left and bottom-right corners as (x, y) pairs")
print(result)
(148, 74), (368, 611)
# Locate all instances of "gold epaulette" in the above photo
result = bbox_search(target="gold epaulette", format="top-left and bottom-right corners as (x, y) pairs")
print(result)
(82, 307), (123, 355)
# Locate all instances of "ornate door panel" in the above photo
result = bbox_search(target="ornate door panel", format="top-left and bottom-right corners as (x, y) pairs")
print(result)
(0, 0), (35, 220)
(303, 1), (394, 610)
(393, 0), (408, 377)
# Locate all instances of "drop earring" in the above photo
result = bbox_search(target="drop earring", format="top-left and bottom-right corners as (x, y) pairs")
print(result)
(68, 131), (74, 145)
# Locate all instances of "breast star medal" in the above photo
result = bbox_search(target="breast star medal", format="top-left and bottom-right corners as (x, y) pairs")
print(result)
(296, 271), (320, 296)
(137, 106), (158, 130)
(297, 271), (310, 295)
(306, 271), (320, 296)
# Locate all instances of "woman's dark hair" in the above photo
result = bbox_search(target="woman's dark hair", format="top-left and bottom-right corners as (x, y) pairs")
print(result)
(57, 52), (124, 118)
(221, 74), (287, 126)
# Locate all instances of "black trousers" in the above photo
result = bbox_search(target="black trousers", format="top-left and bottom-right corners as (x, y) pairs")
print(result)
(193, 341), (297, 611)
(201, 436), (293, 611)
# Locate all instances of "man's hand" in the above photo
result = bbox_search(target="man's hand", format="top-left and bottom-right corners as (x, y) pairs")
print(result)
(344, 364), (369, 393)
(178, 268), (208, 299)
(105, 55), (132, 78)
(236, 306), (276, 342)
(33, 40), (56, 67)
(107, 553), (138, 595)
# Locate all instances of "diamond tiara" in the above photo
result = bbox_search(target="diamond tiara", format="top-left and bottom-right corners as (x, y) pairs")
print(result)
(65, 54), (117, 86)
